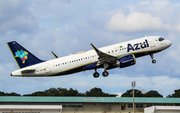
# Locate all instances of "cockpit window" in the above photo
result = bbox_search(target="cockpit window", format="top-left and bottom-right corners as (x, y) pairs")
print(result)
(158, 37), (164, 41)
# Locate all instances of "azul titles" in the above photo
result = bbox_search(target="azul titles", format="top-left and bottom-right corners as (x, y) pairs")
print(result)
(127, 39), (149, 52)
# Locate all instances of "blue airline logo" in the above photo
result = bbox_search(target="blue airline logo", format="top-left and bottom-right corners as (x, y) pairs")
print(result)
(127, 39), (149, 52)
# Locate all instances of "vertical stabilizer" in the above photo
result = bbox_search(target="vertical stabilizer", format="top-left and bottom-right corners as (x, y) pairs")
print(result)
(7, 41), (44, 68)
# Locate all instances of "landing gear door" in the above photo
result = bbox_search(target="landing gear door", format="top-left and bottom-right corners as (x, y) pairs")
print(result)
(44, 62), (52, 75)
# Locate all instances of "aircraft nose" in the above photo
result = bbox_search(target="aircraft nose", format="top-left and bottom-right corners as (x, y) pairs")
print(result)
(166, 40), (172, 47)
(11, 72), (14, 76)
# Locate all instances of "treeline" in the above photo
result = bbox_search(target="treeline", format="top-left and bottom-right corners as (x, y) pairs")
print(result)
(121, 89), (163, 97)
(23, 87), (115, 97)
(0, 91), (21, 96)
(122, 89), (180, 98)
(167, 89), (180, 97)
(0, 87), (115, 97)
(1, 87), (180, 97)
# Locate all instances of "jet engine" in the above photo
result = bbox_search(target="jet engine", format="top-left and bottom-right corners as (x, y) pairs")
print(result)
(116, 54), (136, 68)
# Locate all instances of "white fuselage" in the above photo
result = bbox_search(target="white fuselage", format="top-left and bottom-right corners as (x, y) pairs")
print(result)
(11, 36), (171, 77)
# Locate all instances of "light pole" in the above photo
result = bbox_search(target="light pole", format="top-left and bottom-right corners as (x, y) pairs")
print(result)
(132, 81), (136, 113)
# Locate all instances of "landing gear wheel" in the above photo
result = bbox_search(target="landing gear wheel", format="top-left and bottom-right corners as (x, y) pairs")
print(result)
(102, 71), (109, 77)
(152, 60), (156, 64)
(93, 72), (99, 78)
(150, 54), (156, 64)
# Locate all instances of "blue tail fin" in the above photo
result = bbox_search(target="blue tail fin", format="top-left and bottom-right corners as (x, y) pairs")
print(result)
(7, 41), (44, 69)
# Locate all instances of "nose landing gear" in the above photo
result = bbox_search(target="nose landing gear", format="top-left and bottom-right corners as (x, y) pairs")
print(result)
(150, 54), (156, 64)
(152, 60), (156, 63)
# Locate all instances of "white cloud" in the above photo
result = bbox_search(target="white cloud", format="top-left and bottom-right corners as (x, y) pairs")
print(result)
(0, 0), (38, 35)
(127, 0), (174, 19)
(175, 24), (180, 32)
(105, 12), (171, 32)
(139, 1), (150, 5)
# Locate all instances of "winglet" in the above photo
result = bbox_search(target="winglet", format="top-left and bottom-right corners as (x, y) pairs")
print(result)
(51, 51), (59, 58)
(90, 43), (101, 53)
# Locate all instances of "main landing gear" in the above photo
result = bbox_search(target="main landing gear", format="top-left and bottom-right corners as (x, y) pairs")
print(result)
(93, 69), (100, 78)
(93, 70), (109, 78)
(150, 54), (156, 64)
(102, 71), (109, 77)
(93, 63), (109, 78)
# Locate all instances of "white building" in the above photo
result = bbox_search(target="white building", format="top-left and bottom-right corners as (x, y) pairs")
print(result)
(0, 105), (62, 113)
(144, 106), (180, 113)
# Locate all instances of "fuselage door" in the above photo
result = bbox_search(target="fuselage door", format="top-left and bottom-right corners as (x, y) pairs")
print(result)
(149, 37), (156, 48)
(44, 62), (52, 75)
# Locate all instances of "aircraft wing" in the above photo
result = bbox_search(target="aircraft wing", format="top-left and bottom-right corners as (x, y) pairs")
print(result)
(90, 43), (119, 66)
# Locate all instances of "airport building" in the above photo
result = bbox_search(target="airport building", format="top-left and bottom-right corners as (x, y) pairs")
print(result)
(0, 96), (180, 113)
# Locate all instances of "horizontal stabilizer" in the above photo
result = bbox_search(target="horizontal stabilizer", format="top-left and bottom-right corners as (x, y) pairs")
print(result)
(51, 51), (59, 58)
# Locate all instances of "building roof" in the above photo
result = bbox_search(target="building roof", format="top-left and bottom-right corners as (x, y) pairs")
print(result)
(0, 96), (180, 103)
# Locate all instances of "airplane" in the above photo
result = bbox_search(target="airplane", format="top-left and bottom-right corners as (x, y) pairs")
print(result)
(7, 36), (171, 78)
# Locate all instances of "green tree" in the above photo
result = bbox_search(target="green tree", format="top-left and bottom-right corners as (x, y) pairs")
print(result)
(122, 89), (163, 97)
(85, 87), (115, 97)
(0, 91), (5, 96)
(6, 92), (21, 96)
(121, 89), (144, 97)
(24, 91), (46, 96)
(167, 89), (180, 98)
(23, 87), (115, 97)
(23, 87), (81, 96)
(86, 87), (104, 96)
(0, 91), (21, 96)
(67, 88), (79, 96)
(145, 90), (163, 97)
(45, 88), (61, 96)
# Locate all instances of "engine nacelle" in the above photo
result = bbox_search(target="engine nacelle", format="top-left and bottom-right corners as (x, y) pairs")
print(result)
(118, 54), (136, 68)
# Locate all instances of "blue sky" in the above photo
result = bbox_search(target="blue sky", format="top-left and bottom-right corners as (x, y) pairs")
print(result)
(0, 0), (180, 97)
